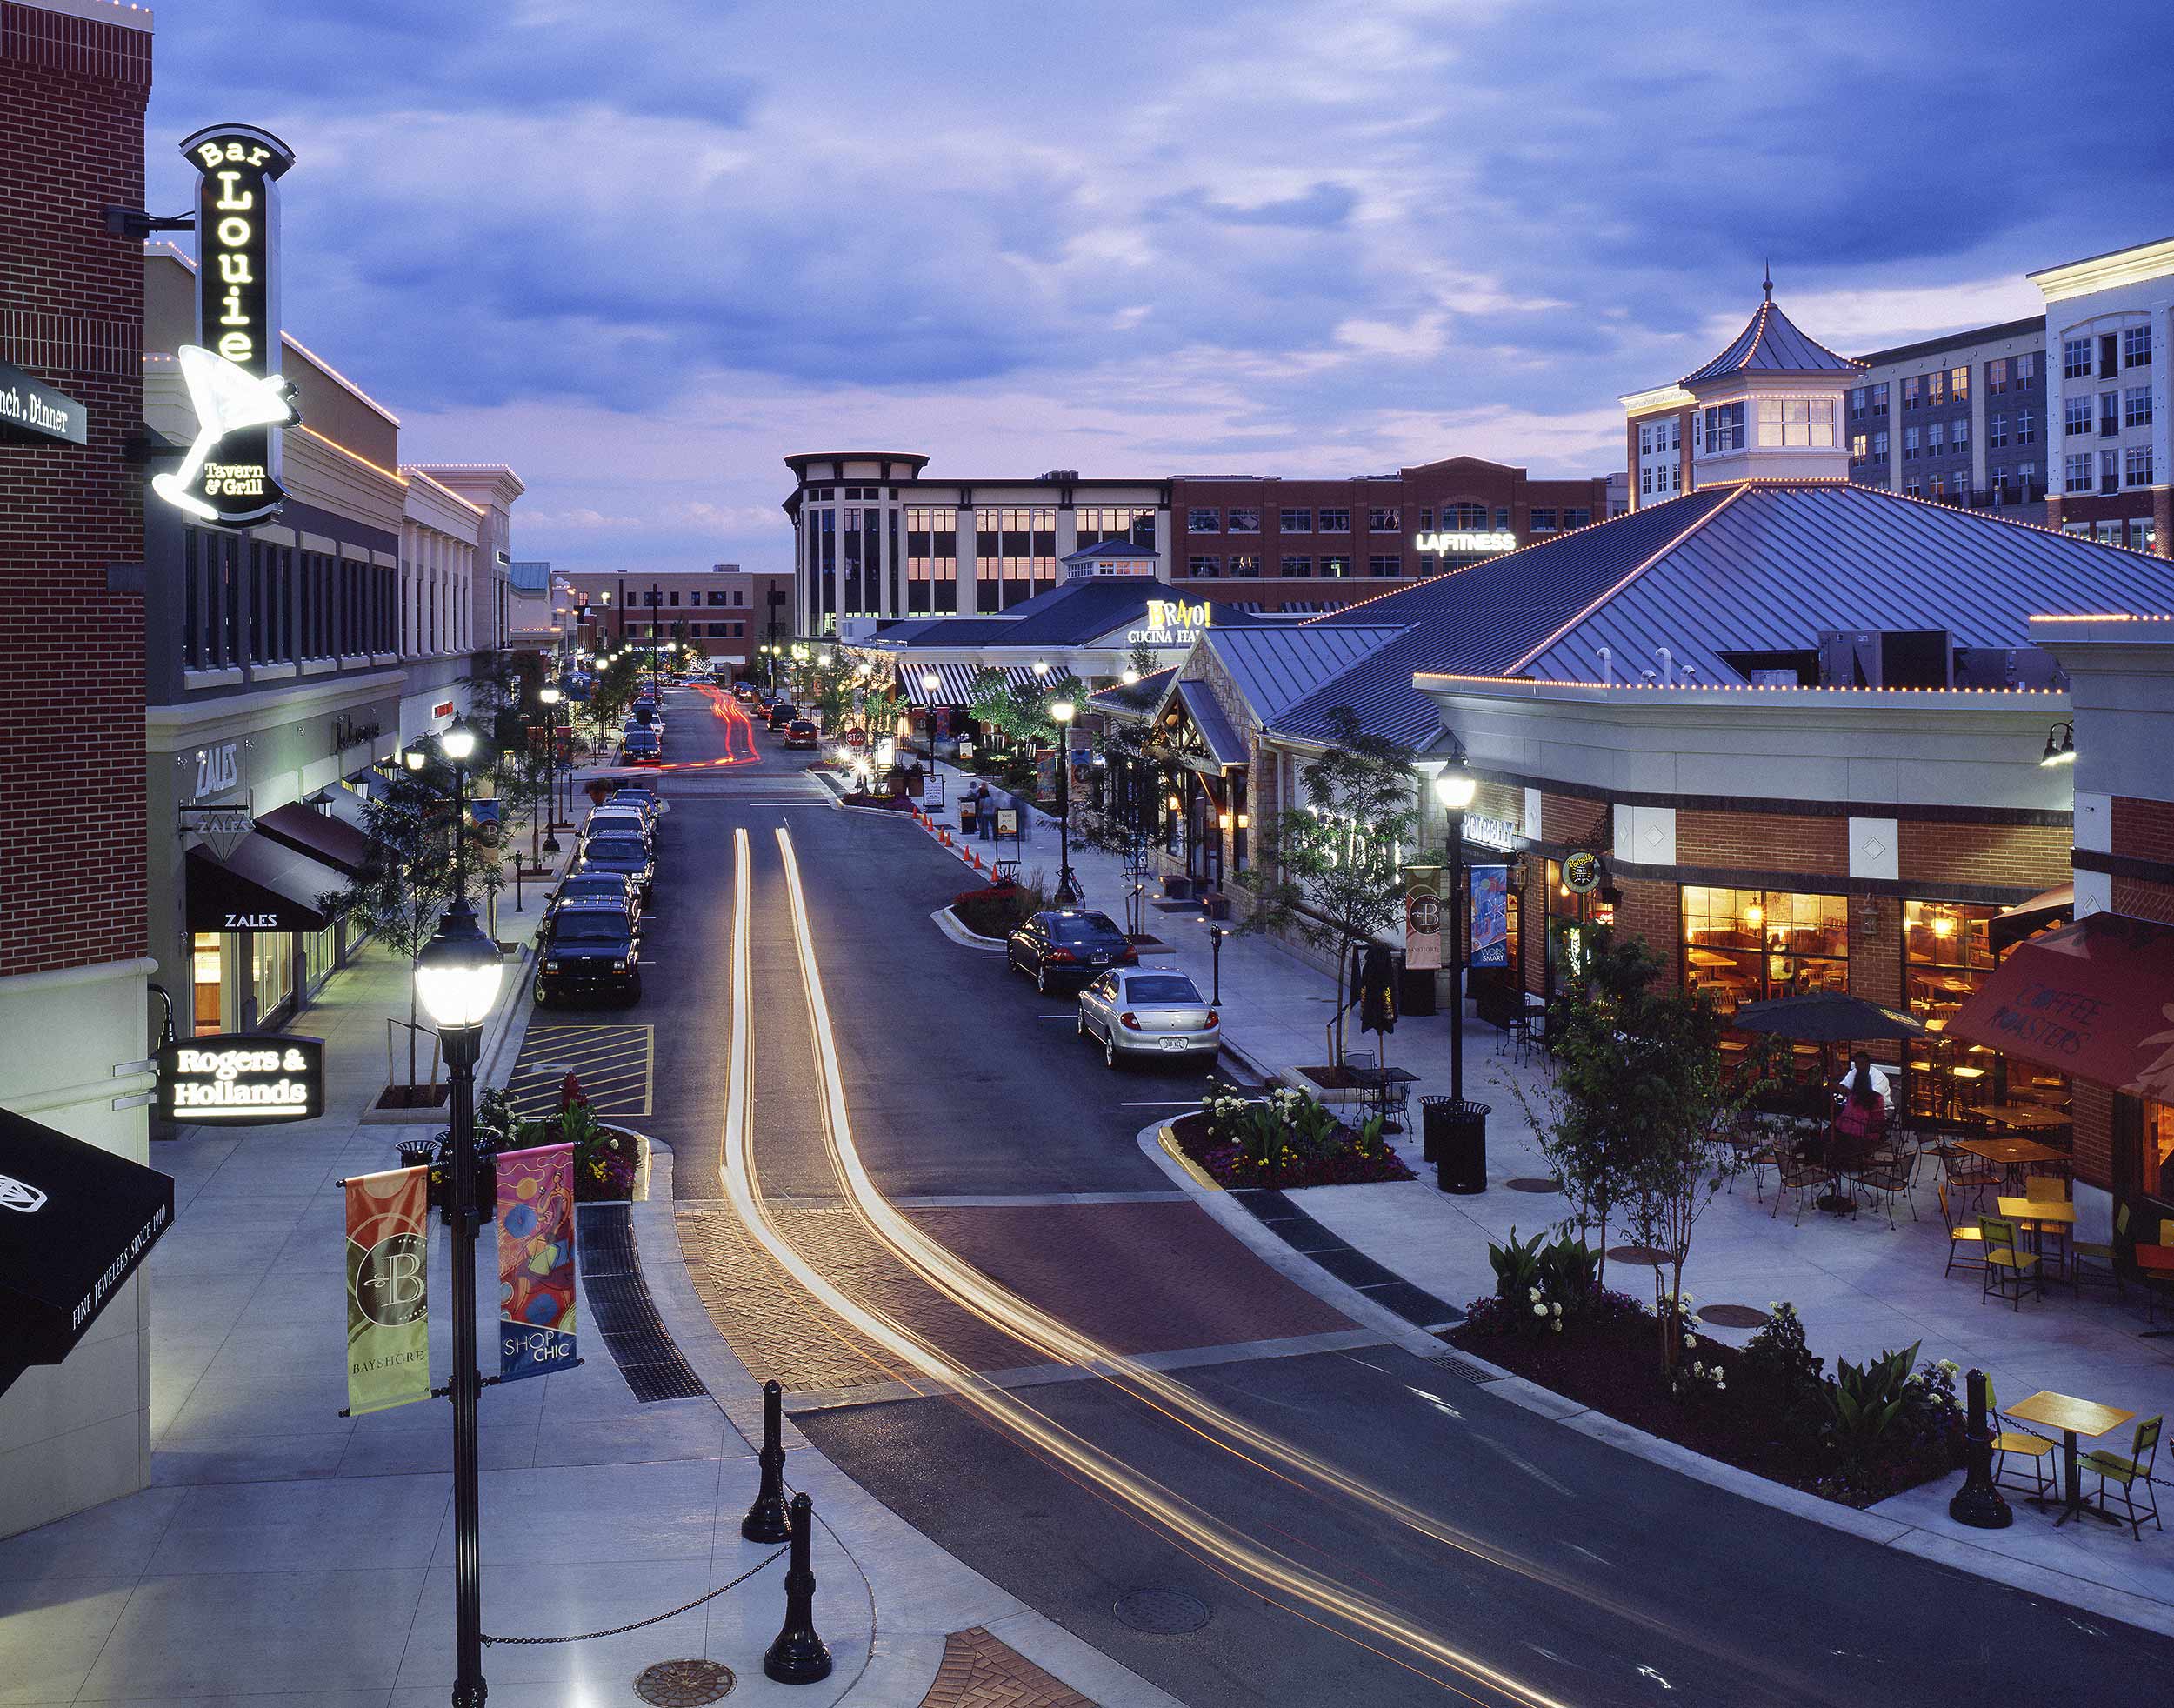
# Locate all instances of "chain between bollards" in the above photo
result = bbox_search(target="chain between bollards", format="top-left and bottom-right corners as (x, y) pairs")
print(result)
(743, 1378), (793, 1543)
(1949, 1366), (2012, 1529)
(764, 1491), (833, 1685)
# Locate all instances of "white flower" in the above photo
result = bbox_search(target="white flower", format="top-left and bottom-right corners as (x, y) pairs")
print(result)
(1683, 1334), (1696, 1351)
(1550, 1303), (1563, 1317)
(1528, 1287), (1542, 1303)
(1533, 1303), (1549, 1318)
(1692, 1362), (1704, 1378)
(1715, 1379), (1725, 1391)
(1767, 1302), (1781, 1314)
(1937, 1358), (1960, 1378)
(1552, 1318), (1564, 1333)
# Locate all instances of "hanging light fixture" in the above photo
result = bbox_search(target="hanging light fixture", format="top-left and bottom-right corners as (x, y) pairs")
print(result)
(2039, 720), (2075, 767)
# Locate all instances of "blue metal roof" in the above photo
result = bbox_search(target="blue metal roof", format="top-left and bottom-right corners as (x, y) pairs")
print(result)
(877, 578), (1270, 651)
(1175, 680), (1249, 768)
(509, 560), (551, 595)
(1680, 292), (1863, 385)
(1202, 624), (1407, 722)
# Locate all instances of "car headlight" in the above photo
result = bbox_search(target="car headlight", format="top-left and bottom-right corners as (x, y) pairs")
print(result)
(612, 958), (628, 971)
(544, 958), (560, 971)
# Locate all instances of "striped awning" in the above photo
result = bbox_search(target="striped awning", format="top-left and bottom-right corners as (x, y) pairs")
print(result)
(902, 662), (1049, 707)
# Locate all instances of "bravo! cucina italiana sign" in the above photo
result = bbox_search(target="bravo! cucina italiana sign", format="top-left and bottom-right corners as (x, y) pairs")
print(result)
(157, 1034), (324, 1124)
(151, 124), (300, 529)
(1128, 597), (1213, 646)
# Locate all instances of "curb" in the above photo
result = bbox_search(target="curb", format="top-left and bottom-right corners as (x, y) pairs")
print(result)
(932, 905), (1006, 951)
(1154, 1123), (1222, 1194)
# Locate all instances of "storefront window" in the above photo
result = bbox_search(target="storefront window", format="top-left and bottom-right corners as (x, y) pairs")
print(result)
(1682, 886), (1846, 1022)
(1903, 900), (2069, 1124)
(250, 931), (296, 1031)
(191, 931), (224, 1031)
(2148, 1101), (2174, 1202)
(1544, 860), (1610, 995)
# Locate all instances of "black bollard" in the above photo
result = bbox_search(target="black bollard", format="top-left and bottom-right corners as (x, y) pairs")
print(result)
(742, 1379), (793, 1543)
(1948, 1367), (2012, 1530)
(763, 1491), (833, 1685)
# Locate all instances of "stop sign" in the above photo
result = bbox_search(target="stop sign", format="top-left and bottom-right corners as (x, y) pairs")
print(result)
(844, 727), (866, 749)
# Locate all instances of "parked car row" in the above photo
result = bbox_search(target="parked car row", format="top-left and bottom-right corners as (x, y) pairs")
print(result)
(1002, 909), (1222, 1069)
(535, 787), (664, 1009)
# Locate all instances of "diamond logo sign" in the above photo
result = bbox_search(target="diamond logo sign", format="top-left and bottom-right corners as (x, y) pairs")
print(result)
(0, 1171), (49, 1213)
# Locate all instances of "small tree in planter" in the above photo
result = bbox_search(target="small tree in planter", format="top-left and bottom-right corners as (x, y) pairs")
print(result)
(1236, 708), (1417, 1069)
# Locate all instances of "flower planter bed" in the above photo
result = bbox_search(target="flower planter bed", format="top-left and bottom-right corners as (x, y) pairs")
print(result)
(1167, 1107), (1415, 1191)
(1448, 1297), (1964, 1509)
(839, 791), (913, 810)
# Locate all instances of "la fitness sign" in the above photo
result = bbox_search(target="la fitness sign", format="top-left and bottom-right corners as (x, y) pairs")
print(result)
(151, 124), (299, 529)
(1413, 530), (1517, 557)
(157, 1033), (324, 1124)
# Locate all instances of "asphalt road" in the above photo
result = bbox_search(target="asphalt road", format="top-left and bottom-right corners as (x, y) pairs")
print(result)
(591, 687), (2174, 1707)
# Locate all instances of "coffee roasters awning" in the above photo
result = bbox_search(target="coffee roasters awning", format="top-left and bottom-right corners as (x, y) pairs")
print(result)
(0, 1106), (174, 1395)
(185, 834), (343, 934)
(1948, 911), (2174, 1100)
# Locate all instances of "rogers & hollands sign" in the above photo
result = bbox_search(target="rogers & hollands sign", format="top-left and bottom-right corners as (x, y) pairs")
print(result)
(157, 1033), (325, 1124)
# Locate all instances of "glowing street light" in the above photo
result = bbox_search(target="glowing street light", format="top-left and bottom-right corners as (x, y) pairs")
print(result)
(1433, 767), (1478, 1101)
(1050, 698), (1078, 903)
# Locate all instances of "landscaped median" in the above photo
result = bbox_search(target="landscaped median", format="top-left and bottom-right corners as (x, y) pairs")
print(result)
(1160, 1078), (1415, 1190)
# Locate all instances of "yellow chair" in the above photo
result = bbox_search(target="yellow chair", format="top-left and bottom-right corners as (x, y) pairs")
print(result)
(1939, 1184), (1984, 1277)
(2071, 1201), (2127, 1297)
(1979, 1216), (2041, 1310)
(2083, 1416), (2162, 1538)
(2024, 1174), (2068, 1204)
(1985, 1378), (2055, 1503)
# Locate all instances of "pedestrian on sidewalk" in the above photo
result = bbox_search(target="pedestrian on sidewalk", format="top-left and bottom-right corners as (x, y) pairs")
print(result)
(976, 782), (994, 841)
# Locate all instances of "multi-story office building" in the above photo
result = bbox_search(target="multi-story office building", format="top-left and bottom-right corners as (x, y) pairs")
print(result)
(2033, 235), (2174, 555)
(1843, 317), (2049, 522)
(562, 564), (795, 675)
(783, 451), (1612, 635)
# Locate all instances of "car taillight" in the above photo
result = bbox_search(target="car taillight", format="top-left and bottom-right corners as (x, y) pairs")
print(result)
(1118, 948), (1138, 964)
(1119, 1011), (1142, 1030)
(1206, 1011), (1219, 1027)
(1045, 947), (1076, 964)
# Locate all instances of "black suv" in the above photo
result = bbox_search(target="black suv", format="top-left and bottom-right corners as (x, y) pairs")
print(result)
(535, 902), (643, 1006)
(1005, 909), (1137, 994)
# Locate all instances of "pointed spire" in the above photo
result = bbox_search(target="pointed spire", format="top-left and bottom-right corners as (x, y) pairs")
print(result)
(1763, 258), (1773, 303)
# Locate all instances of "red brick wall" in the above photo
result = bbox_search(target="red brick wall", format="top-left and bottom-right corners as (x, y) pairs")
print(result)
(1894, 821), (2069, 891)
(2071, 1080), (2113, 1197)
(1677, 809), (1847, 876)
(0, 3), (150, 976)
(1541, 791), (1608, 849)
(2111, 877), (2174, 925)
(1613, 875), (1679, 988)
(2112, 796), (2174, 864)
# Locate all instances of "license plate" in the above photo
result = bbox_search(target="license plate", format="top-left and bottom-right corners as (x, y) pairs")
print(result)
(1089, 953), (1108, 964)
(1160, 1037), (1186, 1052)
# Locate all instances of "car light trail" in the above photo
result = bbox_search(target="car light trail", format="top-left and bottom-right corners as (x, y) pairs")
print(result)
(742, 826), (1574, 1708)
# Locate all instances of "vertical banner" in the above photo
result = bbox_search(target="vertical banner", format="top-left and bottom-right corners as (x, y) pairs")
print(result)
(496, 1144), (577, 1382)
(1404, 886), (1442, 971)
(1470, 865), (1510, 966)
(344, 1168), (430, 1415)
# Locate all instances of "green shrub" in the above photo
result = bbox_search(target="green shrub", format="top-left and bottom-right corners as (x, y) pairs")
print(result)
(1822, 1341), (1920, 1471)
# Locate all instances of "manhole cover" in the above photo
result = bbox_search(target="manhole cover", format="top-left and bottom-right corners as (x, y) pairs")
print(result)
(1697, 1304), (1771, 1330)
(1113, 1588), (1210, 1634)
(634, 1658), (736, 1705)
(1504, 1177), (1563, 1193)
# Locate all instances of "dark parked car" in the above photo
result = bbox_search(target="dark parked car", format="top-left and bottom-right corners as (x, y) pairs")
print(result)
(544, 869), (640, 932)
(618, 727), (663, 766)
(764, 701), (798, 730)
(1005, 909), (1137, 994)
(783, 718), (819, 749)
(609, 787), (664, 831)
(534, 902), (642, 1006)
(733, 682), (760, 704)
(578, 832), (656, 898)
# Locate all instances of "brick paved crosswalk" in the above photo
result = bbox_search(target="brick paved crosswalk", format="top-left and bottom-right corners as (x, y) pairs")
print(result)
(919, 1626), (1097, 1707)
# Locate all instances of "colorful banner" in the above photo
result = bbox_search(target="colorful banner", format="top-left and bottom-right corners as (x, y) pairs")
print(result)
(1470, 865), (1510, 967)
(496, 1144), (577, 1382)
(344, 1167), (430, 1415)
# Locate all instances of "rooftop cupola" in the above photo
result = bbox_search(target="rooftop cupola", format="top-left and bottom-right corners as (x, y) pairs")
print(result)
(1679, 267), (1862, 490)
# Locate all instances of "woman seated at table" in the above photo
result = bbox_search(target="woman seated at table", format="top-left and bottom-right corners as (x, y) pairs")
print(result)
(1831, 1057), (1889, 1161)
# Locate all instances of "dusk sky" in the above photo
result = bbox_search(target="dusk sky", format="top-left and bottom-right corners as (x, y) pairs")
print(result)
(146, 0), (2174, 580)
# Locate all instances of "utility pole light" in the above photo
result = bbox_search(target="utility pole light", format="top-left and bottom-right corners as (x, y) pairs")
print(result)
(1432, 768), (1477, 1102)
(1050, 698), (1078, 904)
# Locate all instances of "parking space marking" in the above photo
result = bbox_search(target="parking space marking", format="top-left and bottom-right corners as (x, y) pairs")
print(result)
(506, 1022), (653, 1118)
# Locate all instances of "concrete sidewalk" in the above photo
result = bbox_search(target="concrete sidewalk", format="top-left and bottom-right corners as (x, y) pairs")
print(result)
(0, 799), (1177, 1706)
(906, 759), (2174, 1625)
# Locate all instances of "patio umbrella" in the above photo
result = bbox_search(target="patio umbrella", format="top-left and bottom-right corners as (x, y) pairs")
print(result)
(1358, 944), (1398, 1037)
(1731, 992), (1925, 1042)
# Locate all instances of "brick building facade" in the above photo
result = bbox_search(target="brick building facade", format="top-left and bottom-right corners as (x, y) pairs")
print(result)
(562, 565), (795, 676)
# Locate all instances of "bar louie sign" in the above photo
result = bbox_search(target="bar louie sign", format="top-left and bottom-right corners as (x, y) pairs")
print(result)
(151, 124), (300, 529)
(157, 1033), (324, 1124)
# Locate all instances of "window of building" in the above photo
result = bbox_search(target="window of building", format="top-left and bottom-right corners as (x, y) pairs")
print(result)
(1227, 506), (1260, 532)
(1987, 412), (2007, 448)
(1902, 376), (1922, 410)
(1279, 506), (1312, 532)
(1281, 554), (1313, 576)
(2019, 459), (2039, 489)
(2064, 337), (2093, 379)
(1641, 467), (1654, 494)
(1756, 397), (1836, 446)
(1898, 902), (2068, 1122)
(1849, 387), (1865, 414)
(2065, 395), (2093, 437)
(1187, 555), (1220, 577)
(1927, 421), (1945, 451)
(2017, 352), (2037, 382)
(2131, 517), (2158, 552)
(1952, 416), (1970, 448)
(1872, 430), (1889, 458)
(1530, 508), (1557, 530)
(1702, 400), (1746, 452)
(1927, 370), (1946, 406)
(1317, 507), (1350, 532)
(1903, 426), (1920, 459)
(2065, 452), (2095, 493)
(2127, 444), (2156, 487)
(2101, 390), (2122, 436)
(2096, 519), (2123, 544)
(1228, 552), (1260, 575)
(2017, 407), (2037, 444)
(1368, 506), (1399, 532)
(1666, 418), (1681, 450)
(1851, 433), (1868, 461)
(1904, 477), (1922, 497)
(1320, 553), (1351, 576)
(1563, 507), (1590, 528)
(2103, 448), (2121, 491)
(2126, 385), (2154, 429)
(1641, 424), (1655, 453)
(1950, 365), (1969, 402)
(2125, 324), (2154, 368)
(1681, 887), (1847, 1027)
(905, 505), (958, 614)
(1870, 381), (1890, 409)
(1368, 553), (1402, 575)
(1187, 508), (1221, 533)
(1987, 358), (2008, 395)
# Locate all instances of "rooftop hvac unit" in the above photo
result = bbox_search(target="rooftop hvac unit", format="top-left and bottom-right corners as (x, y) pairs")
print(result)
(1816, 629), (1952, 690)
(1952, 646), (2067, 691)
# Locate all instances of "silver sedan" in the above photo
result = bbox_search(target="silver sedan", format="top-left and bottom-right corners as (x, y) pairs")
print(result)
(1077, 969), (1221, 1069)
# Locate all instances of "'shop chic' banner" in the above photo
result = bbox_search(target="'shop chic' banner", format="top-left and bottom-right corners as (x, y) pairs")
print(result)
(496, 1144), (577, 1382)
(344, 1167), (430, 1414)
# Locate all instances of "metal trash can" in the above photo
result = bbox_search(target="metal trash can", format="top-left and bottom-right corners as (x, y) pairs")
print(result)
(1421, 1097), (1490, 1193)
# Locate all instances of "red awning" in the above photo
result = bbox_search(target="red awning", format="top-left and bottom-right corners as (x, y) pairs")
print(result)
(1948, 912), (2174, 1100)
(256, 802), (370, 876)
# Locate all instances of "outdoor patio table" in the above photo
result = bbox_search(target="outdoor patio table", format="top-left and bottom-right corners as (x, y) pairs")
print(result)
(1967, 1104), (2072, 1131)
(2004, 1391), (2136, 1527)
(1954, 1134), (2067, 1192)
(1343, 1064), (1419, 1129)
(1997, 1194), (2075, 1284)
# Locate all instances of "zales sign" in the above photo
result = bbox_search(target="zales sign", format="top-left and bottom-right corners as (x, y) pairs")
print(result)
(151, 125), (300, 529)
(193, 742), (239, 800)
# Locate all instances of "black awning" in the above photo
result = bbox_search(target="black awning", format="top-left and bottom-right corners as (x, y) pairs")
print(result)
(1991, 883), (2074, 954)
(0, 1107), (174, 1393)
(186, 834), (343, 934)
(256, 801), (371, 876)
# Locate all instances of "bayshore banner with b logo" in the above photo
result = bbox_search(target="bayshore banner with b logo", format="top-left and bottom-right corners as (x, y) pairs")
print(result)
(496, 1144), (577, 1382)
(345, 1167), (430, 1415)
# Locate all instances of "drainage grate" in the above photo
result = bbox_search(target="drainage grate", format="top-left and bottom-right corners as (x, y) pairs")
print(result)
(1435, 1354), (1506, 1384)
(577, 1204), (708, 1403)
(1503, 1177), (1564, 1193)
(634, 1658), (735, 1705)
(1113, 1588), (1210, 1634)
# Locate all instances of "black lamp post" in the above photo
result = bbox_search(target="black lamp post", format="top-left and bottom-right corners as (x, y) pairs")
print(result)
(1050, 697), (1078, 904)
(1205, 923), (1228, 1004)
(538, 685), (564, 845)
(1433, 768), (1477, 1102)
(411, 725), (504, 1708)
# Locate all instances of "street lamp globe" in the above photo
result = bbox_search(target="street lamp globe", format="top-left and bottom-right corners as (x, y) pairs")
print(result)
(1121, 668), (1141, 685)
(413, 897), (503, 1031)
(403, 747), (426, 771)
(1433, 770), (1477, 812)
(1050, 699), (1076, 724)
(539, 685), (561, 706)
(1032, 660), (1050, 676)
(440, 724), (478, 763)
(921, 671), (941, 693)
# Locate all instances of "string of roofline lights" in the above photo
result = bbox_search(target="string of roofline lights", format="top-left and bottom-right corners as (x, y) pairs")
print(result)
(749, 824), (1814, 1701)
